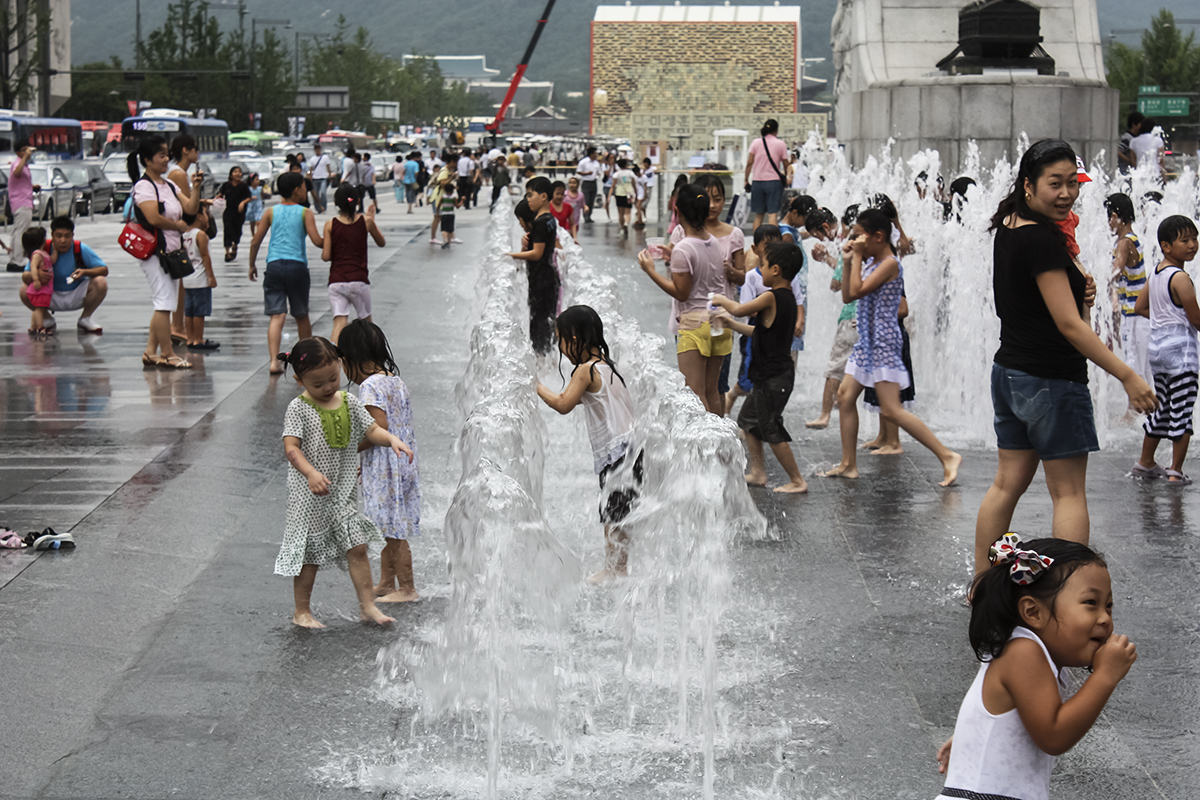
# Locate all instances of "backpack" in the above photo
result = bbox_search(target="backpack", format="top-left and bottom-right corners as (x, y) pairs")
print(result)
(416, 163), (430, 189)
(44, 239), (83, 259)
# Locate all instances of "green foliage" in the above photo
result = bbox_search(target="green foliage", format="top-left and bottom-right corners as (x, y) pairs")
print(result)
(1105, 10), (1200, 126)
(58, 60), (129, 121)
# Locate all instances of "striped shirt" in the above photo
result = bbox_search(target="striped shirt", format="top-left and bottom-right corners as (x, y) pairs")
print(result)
(1117, 232), (1146, 316)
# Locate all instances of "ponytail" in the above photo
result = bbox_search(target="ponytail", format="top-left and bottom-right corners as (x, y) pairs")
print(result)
(675, 183), (710, 231)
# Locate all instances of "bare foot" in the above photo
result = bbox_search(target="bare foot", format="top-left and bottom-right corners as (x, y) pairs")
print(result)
(745, 471), (768, 486)
(293, 612), (326, 629)
(805, 417), (829, 429)
(377, 588), (420, 603)
(819, 463), (858, 479)
(268, 360), (285, 375)
(587, 567), (626, 584)
(872, 444), (904, 455)
(860, 439), (883, 450)
(373, 583), (397, 597)
(361, 606), (396, 624)
(773, 479), (809, 493)
(939, 452), (963, 487)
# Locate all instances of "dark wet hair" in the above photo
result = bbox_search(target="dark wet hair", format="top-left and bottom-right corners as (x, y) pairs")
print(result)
(555, 305), (624, 387)
(765, 242), (802, 281)
(22, 226), (46, 258)
(526, 176), (552, 198)
(855, 208), (894, 252)
(841, 203), (860, 228)
(760, 119), (779, 137)
(869, 193), (897, 221)
(1104, 193), (1135, 224)
(789, 194), (817, 217)
(1127, 111), (1145, 130)
(333, 183), (360, 216)
(968, 537), (1107, 662)
(127, 134), (168, 182)
(693, 172), (726, 200)
(753, 223), (782, 246)
(338, 319), (399, 383)
(50, 215), (74, 233)
(949, 177), (976, 199)
(277, 336), (341, 378)
(1141, 117), (1157, 132)
(989, 138), (1077, 242)
(514, 198), (534, 226)
(1158, 215), (1199, 248)
(1143, 191), (1163, 206)
(675, 183), (710, 231)
(168, 134), (196, 163)
(277, 171), (304, 199)
(804, 207), (837, 235)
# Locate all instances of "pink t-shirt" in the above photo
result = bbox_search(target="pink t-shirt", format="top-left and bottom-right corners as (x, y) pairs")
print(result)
(8, 160), (33, 210)
(748, 134), (788, 183)
(668, 234), (727, 334)
(670, 223), (745, 296)
(132, 176), (184, 252)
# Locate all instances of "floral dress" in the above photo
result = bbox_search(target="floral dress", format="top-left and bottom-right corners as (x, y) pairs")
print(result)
(275, 391), (383, 576)
(846, 256), (910, 390)
(358, 374), (421, 539)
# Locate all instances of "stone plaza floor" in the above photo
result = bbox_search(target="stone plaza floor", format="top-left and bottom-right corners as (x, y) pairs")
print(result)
(1, 194), (1197, 799)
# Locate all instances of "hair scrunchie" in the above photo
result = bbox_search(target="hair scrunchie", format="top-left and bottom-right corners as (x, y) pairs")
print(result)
(989, 532), (1054, 586)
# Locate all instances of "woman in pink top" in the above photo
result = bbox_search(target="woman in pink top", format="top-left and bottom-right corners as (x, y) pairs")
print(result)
(743, 119), (790, 229)
(638, 184), (731, 414)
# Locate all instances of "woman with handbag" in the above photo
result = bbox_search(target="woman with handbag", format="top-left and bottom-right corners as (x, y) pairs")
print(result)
(743, 119), (790, 230)
(127, 134), (202, 369)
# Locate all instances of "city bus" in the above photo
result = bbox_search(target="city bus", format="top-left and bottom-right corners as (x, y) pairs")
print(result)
(120, 109), (229, 158)
(80, 120), (112, 157)
(317, 130), (372, 153)
(0, 111), (83, 162)
(228, 129), (281, 156)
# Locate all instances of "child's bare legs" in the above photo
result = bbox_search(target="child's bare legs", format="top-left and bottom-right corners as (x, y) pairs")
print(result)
(806, 377), (840, 428)
(724, 384), (747, 417)
(331, 315), (348, 345)
(30, 307), (44, 331)
(249, 220), (258, 238)
(768, 441), (808, 493)
(1138, 435), (1162, 470)
(821, 376), (863, 478)
(677, 350), (723, 415)
(267, 313), (287, 373)
(377, 539), (419, 602)
(873, 418), (904, 454)
(588, 525), (629, 583)
(293, 564), (325, 628)
(744, 430), (768, 485)
(171, 281), (186, 339)
(1170, 433), (1192, 479)
(186, 316), (206, 346)
(347, 544), (394, 624)
(873, 382), (961, 486)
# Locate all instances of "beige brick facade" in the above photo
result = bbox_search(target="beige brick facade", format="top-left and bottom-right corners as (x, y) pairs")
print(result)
(591, 22), (798, 137)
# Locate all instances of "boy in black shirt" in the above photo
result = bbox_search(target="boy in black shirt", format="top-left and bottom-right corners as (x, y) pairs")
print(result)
(712, 242), (808, 493)
(507, 176), (560, 355)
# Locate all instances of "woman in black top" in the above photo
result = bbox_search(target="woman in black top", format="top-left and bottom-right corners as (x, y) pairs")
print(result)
(217, 166), (252, 262)
(973, 139), (1156, 573)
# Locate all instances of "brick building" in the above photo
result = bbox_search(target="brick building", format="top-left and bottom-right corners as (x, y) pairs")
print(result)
(590, 4), (814, 144)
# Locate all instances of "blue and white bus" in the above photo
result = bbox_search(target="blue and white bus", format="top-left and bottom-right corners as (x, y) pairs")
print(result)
(120, 109), (229, 158)
(0, 111), (83, 162)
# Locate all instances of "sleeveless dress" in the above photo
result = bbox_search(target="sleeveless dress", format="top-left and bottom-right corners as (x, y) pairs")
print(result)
(936, 627), (1068, 800)
(846, 256), (909, 390)
(245, 186), (264, 222)
(358, 374), (421, 539)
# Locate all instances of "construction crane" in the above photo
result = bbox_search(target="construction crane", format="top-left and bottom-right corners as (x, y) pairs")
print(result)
(485, 0), (556, 139)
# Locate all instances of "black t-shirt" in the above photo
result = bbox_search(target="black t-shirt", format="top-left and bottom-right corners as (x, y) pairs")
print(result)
(529, 213), (556, 273)
(993, 223), (1087, 383)
(219, 181), (252, 217)
(749, 287), (797, 383)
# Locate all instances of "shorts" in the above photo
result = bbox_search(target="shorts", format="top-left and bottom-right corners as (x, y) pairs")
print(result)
(615, 195), (631, 209)
(184, 287), (212, 317)
(599, 449), (644, 525)
(1143, 372), (1198, 441)
(676, 323), (734, 357)
(825, 318), (858, 380)
(49, 279), (90, 312)
(441, 214), (456, 234)
(991, 363), (1099, 460)
(262, 259), (311, 318)
(139, 256), (179, 312)
(750, 179), (783, 214)
(405, 184), (418, 203)
(26, 282), (53, 308)
(328, 280), (371, 318)
(737, 370), (795, 444)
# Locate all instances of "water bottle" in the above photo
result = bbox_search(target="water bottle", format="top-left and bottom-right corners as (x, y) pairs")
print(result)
(707, 292), (723, 336)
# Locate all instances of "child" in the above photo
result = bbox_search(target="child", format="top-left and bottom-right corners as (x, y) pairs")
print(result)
(322, 184), (386, 343)
(548, 180), (575, 241)
(563, 176), (586, 234)
(632, 164), (646, 229)
(726, 224), (784, 416)
(1106, 193), (1151, 402)
(936, 534), (1137, 798)
(1133, 215), (1200, 483)
(245, 173), (265, 238)
(860, 293), (913, 454)
(666, 174), (687, 236)
(182, 206), (219, 350)
(819, 209), (962, 486)
(712, 243), (809, 493)
(607, 158), (635, 235)
(248, 172), (325, 375)
(489, 156), (512, 212)
(537, 305), (640, 581)
(507, 177), (560, 356)
(23, 227), (52, 335)
(339, 320), (421, 602)
(806, 206), (856, 429)
(439, 181), (461, 249)
(778, 195), (816, 244)
(275, 336), (414, 628)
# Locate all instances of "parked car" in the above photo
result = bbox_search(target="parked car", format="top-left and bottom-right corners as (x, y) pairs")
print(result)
(61, 162), (116, 215)
(103, 155), (133, 207)
(26, 164), (77, 221)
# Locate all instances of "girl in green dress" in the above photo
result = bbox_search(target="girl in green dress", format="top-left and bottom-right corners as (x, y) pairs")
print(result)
(276, 337), (414, 628)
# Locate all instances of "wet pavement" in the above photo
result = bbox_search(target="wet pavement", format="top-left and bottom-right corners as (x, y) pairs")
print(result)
(1, 195), (1197, 799)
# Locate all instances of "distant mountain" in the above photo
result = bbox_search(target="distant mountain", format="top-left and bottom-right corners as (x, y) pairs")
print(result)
(69, 0), (1196, 95)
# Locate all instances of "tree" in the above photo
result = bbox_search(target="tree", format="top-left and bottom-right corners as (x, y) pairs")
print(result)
(57, 58), (128, 121)
(0, 0), (51, 110)
(1105, 10), (1200, 132)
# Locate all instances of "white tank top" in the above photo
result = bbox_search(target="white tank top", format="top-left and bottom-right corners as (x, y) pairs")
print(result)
(579, 362), (635, 473)
(937, 627), (1067, 800)
(1146, 264), (1199, 375)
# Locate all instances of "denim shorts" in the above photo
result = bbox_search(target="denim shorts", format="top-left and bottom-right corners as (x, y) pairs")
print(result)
(184, 287), (212, 317)
(750, 179), (783, 214)
(991, 363), (1098, 460)
(263, 260), (310, 318)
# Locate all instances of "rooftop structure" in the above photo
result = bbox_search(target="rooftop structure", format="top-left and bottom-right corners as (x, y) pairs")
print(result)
(400, 54), (500, 82)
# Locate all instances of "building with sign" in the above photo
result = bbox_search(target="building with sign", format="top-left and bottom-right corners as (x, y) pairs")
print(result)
(590, 4), (825, 150)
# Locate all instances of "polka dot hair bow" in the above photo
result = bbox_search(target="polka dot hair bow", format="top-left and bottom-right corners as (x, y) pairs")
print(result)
(988, 532), (1054, 586)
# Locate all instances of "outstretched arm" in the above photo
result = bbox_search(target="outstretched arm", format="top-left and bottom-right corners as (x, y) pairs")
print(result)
(537, 364), (594, 414)
(364, 422), (414, 462)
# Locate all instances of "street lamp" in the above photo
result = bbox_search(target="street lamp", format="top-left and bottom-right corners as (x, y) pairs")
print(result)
(294, 31), (329, 85)
(251, 17), (292, 123)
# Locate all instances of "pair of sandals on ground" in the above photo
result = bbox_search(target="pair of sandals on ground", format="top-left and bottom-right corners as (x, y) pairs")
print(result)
(0, 526), (75, 550)
(169, 329), (220, 351)
(1131, 461), (1192, 485)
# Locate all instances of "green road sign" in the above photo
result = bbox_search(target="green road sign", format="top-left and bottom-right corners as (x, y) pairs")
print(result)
(1138, 96), (1190, 117)
(1139, 85), (1161, 94)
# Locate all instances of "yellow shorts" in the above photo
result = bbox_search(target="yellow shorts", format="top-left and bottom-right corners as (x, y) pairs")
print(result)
(676, 323), (734, 357)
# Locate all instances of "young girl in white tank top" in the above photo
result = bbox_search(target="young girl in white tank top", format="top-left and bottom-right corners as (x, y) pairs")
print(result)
(536, 305), (641, 583)
(936, 534), (1137, 800)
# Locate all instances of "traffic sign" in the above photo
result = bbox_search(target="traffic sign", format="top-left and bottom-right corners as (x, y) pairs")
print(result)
(1138, 96), (1190, 116)
(1139, 85), (1160, 95)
